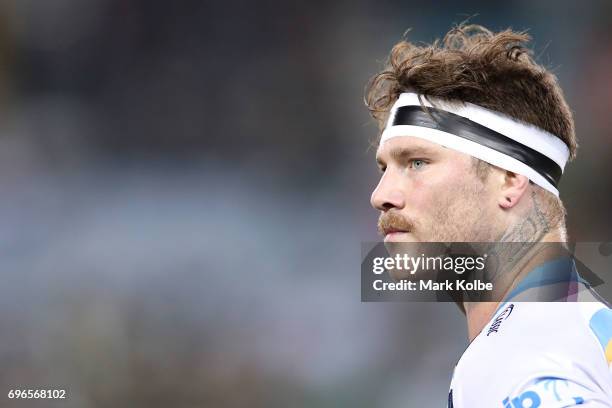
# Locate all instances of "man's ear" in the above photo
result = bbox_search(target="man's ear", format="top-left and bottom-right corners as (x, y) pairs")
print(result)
(498, 171), (530, 209)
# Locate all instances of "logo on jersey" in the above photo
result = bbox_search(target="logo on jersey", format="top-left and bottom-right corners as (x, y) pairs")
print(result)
(502, 379), (585, 407)
(487, 304), (514, 336)
(502, 391), (540, 408)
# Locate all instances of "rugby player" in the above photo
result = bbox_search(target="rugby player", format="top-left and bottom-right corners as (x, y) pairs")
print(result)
(366, 24), (612, 407)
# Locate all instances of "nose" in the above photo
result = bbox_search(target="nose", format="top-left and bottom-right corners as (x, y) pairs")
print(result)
(370, 171), (406, 211)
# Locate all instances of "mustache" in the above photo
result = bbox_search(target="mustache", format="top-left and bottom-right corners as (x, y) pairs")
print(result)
(377, 212), (416, 236)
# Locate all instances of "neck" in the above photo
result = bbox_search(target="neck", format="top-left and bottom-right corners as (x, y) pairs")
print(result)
(463, 190), (566, 341)
(464, 229), (565, 340)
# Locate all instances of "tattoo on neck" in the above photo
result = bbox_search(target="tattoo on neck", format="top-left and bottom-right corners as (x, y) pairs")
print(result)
(501, 191), (550, 243)
(531, 190), (551, 235)
(483, 191), (552, 284)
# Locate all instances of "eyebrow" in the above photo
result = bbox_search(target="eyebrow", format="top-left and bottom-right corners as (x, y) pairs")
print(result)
(376, 146), (436, 167)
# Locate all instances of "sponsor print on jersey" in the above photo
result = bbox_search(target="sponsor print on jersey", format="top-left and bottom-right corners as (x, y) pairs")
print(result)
(502, 390), (540, 408)
(502, 378), (585, 407)
(487, 303), (514, 336)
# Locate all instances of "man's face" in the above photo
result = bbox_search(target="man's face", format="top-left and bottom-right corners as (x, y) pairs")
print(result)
(371, 136), (499, 243)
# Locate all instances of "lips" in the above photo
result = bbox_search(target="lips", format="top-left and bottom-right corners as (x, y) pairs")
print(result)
(383, 229), (411, 242)
(383, 227), (408, 235)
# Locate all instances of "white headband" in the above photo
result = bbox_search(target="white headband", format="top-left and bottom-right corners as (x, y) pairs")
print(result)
(380, 93), (570, 196)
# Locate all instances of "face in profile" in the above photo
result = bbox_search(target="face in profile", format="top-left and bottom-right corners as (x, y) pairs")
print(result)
(371, 136), (499, 244)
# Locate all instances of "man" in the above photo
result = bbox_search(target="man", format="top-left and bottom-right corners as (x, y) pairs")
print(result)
(366, 24), (612, 407)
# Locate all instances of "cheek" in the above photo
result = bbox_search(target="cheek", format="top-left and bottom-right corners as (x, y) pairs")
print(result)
(411, 163), (475, 220)
(403, 177), (429, 209)
(410, 163), (465, 207)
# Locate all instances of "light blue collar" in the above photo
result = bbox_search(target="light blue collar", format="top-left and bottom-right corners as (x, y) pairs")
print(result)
(494, 257), (588, 314)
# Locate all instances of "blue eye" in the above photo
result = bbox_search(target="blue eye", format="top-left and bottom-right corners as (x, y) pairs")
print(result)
(411, 159), (426, 169)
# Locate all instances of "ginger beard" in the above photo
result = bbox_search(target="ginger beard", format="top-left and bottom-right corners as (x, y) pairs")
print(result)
(377, 180), (495, 243)
(375, 147), (500, 243)
(378, 179), (497, 282)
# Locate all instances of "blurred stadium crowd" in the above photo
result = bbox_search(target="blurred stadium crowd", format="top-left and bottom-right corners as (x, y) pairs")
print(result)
(0, 0), (610, 407)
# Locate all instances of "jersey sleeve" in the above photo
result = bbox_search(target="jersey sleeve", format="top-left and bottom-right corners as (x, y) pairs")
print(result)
(501, 376), (612, 407)
(499, 306), (612, 407)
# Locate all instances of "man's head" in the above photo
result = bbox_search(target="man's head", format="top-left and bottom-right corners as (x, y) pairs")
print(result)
(367, 24), (576, 243)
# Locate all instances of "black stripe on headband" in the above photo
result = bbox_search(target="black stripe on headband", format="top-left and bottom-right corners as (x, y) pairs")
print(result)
(390, 106), (563, 187)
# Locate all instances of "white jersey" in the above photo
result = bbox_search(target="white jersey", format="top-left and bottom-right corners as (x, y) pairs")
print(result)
(448, 258), (612, 407)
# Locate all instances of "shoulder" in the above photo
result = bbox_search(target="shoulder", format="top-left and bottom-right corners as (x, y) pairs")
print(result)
(589, 305), (612, 365)
(471, 301), (609, 363)
(494, 301), (608, 347)
(503, 301), (612, 369)
(450, 301), (612, 407)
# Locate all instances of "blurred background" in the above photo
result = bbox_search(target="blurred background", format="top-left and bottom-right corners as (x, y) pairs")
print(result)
(0, 0), (610, 407)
